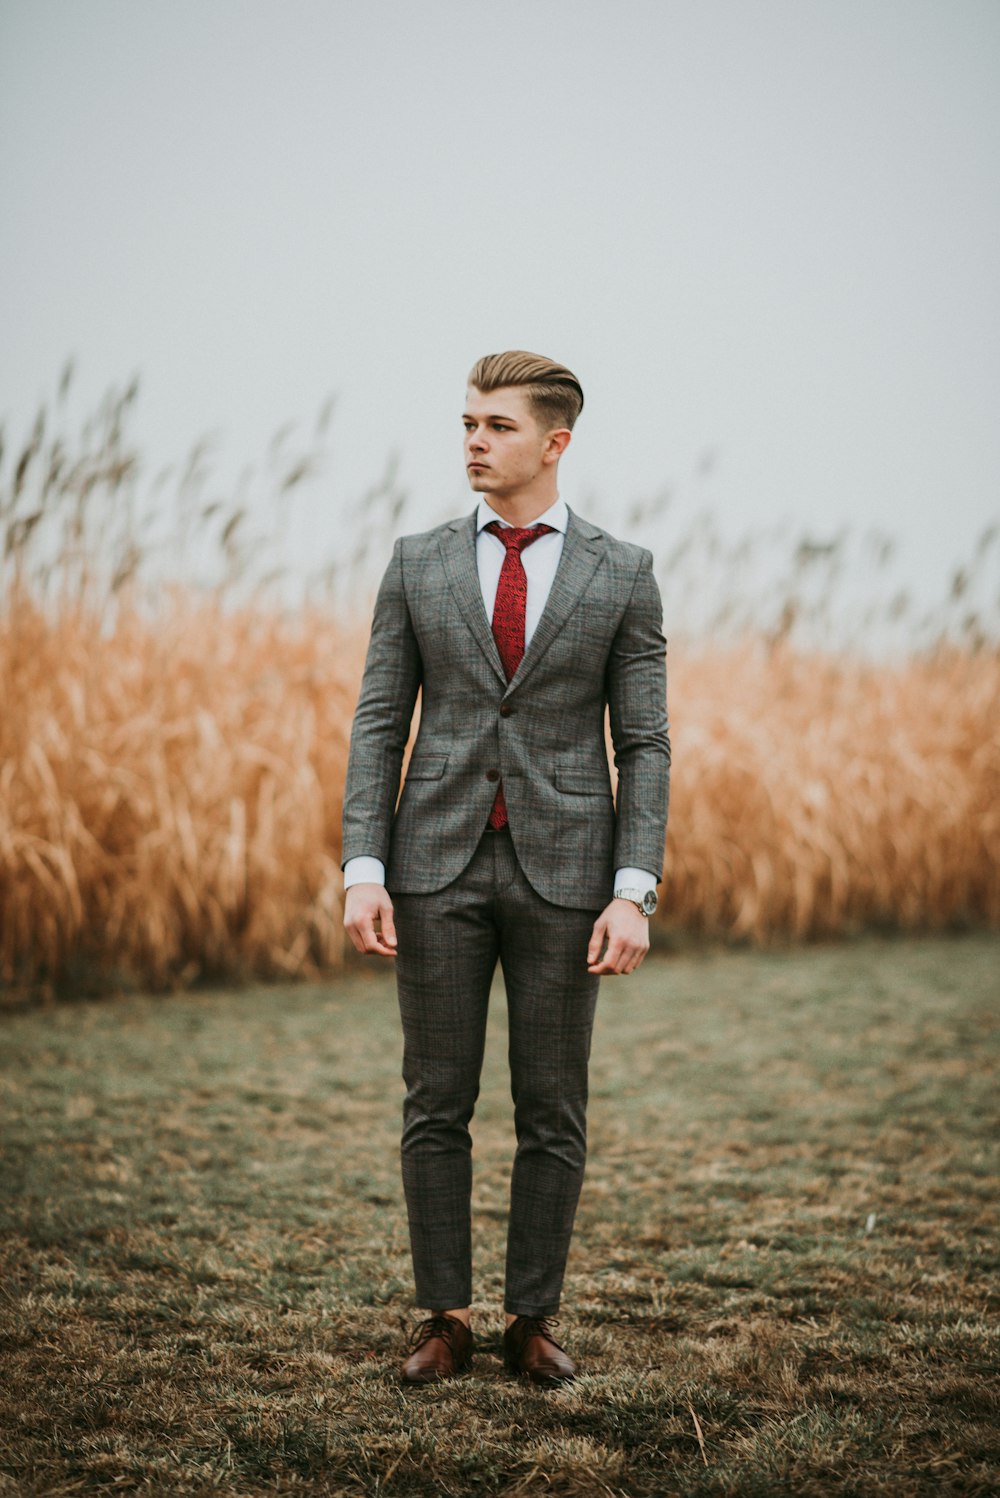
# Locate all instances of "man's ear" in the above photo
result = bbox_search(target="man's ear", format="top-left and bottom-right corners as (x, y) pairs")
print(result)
(543, 428), (572, 465)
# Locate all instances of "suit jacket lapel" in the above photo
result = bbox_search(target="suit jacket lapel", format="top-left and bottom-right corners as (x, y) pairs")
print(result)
(439, 506), (605, 693)
(439, 511), (507, 685)
(507, 508), (604, 695)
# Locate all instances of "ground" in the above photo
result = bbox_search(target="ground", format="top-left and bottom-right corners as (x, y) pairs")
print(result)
(1, 936), (998, 1495)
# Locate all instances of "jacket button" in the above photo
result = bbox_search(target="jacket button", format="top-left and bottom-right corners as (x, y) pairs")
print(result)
(499, 703), (512, 717)
(486, 768), (500, 782)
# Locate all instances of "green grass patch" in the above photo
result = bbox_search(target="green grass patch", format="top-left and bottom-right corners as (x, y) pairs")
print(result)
(2, 936), (998, 1495)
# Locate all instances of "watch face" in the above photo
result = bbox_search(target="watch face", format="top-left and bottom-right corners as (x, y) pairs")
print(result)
(641, 889), (658, 916)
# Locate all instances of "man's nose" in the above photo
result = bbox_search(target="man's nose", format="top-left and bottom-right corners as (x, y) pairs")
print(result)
(468, 426), (488, 450)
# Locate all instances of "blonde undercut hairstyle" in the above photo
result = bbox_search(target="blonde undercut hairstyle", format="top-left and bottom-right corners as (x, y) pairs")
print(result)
(468, 350), (584, 433)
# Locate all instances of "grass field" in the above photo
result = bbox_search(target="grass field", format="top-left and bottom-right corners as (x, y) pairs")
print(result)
(2, 937), (998, 1496)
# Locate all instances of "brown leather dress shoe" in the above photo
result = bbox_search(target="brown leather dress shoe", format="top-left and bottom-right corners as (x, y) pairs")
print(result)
(503, 1315), (576, 1384)
(400, 1313), (474, 1384)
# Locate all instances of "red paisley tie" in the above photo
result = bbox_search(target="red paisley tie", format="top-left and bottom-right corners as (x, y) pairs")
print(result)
(483, 520), (555, 829)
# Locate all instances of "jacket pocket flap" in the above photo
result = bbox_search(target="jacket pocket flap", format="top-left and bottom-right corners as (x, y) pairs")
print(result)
(405, 754), (449, 781)
(554, 770), (610, 794)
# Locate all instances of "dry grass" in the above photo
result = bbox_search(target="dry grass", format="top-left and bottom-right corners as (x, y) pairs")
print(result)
(1, 366), (998, 998)
(2, 588), (998, 997)
(1, 937), (998, 1495)
(663, 644), (1000, 942)
(0, 585), (365, 994)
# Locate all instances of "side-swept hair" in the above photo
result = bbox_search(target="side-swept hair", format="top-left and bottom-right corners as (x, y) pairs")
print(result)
(468, 350), (584, 432)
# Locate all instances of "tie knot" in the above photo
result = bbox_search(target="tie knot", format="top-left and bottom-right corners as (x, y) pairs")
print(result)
(484, 520), (555, 554)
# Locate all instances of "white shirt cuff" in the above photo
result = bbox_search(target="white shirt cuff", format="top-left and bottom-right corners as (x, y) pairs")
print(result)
(346, 859), (655, 896)
(614, 867), (658, 895)
(343, 856), (386, 888)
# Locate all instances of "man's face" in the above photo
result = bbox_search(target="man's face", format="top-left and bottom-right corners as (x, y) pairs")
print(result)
(463, 385), (564, 499)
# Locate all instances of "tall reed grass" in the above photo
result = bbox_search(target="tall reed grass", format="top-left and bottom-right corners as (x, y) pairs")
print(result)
(2, 365), (997, 998)
(663, 643), (998, 940)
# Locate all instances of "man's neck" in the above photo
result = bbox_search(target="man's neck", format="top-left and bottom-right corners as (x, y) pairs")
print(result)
(482, 488), (559, 529)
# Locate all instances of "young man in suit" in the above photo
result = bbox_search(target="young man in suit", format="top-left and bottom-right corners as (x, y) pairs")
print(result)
(342, 350), (669, 1384)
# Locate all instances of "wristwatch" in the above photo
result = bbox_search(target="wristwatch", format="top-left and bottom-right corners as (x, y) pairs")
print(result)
(614, 886), (658, 917)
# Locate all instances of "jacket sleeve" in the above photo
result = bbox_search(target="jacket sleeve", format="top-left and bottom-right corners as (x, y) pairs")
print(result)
(606, 548), (670, 880)
(340, 538), (423, 867)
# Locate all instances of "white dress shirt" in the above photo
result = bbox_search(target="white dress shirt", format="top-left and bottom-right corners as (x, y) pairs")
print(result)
(344, 495), (657, 898)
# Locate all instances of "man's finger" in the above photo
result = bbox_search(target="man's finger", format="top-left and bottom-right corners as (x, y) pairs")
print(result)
(603, 922), (650, 974)
(634, 940), (650, 971)
(368, 938), (397, 957)
(379, 901), (397, 949)
(588, 938), (626, 975)
(364, 918), (396, 956)
(346, 912), (392, 957)
(587, 918), (607, 965)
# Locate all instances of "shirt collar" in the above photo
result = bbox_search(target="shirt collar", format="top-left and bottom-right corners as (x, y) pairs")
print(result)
(476, 495), (567, 534)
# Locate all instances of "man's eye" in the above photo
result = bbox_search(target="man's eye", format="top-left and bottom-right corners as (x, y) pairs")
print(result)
(493, 424), (510, 432)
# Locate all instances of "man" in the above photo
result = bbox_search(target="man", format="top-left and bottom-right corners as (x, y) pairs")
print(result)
(341, 350), (669, 1385)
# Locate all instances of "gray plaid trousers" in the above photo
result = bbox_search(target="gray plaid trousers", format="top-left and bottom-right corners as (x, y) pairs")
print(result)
(392, 825), (603, 1316)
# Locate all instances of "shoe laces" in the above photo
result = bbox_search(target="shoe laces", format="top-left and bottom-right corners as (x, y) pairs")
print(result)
(512, 1314), (565, 1351)
(407, 1312), (463, 1352)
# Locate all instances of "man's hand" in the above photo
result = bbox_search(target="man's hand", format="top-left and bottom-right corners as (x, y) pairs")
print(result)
(587, 898), (650, 975)
(344, 883), (397, 957)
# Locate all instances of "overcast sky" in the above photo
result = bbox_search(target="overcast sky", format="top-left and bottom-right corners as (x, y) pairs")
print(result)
(1, 0), (998, 616)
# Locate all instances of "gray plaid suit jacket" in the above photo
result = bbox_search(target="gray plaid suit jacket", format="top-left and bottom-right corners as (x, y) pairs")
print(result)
(341, 506), (670, 909)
